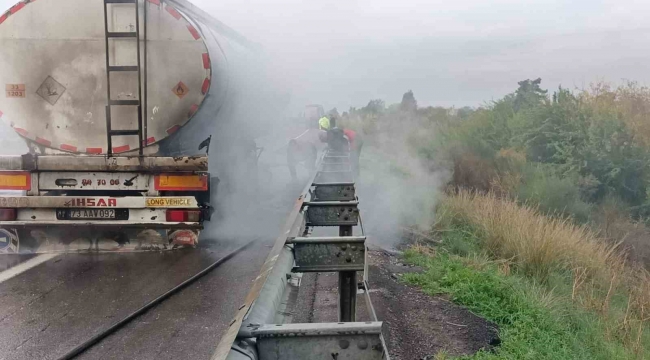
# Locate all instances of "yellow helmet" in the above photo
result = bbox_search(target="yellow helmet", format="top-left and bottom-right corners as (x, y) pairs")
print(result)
(318, 117), (330, 130)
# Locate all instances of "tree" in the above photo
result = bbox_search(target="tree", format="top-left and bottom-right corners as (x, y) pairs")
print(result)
(363, 99), (385, 115)
(457, 106), (474, 120)
(514, 78), (548, 112)
(400, 90), (418, 112)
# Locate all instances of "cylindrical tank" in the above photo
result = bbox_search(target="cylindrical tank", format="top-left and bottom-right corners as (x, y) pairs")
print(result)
(0, 0), (231, 155)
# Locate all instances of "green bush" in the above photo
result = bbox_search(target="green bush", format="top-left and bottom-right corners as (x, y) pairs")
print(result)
(516, 164), (592, 222)
(343, 81), (650, 222)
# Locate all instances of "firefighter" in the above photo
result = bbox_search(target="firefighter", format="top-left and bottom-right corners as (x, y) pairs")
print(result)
(318, 116), (330, 131)
(343, 127), (363, 179)
(287, 139), (317, 182)
(287, 121), (323, 182)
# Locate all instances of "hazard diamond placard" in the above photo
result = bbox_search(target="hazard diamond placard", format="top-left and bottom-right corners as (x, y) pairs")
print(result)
(172, 81), (189, 99)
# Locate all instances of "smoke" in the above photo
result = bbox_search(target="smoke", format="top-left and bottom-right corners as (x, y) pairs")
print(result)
(0, 121), (27, 155)
(349, 105), (451, 250)
(200, 44), (454, 249)
(195, 39), (300, 244)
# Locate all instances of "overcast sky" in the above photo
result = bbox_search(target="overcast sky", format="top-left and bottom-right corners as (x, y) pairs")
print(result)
(3, 0), (650, 111)
(196, 0), (650, 111)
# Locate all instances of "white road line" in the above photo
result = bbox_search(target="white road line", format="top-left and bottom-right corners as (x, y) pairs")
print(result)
(0, 254), (59, 284)
(292, 129), (310, 140)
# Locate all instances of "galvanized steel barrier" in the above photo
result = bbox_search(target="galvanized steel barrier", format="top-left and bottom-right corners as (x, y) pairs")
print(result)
(211, 147), (389, 360)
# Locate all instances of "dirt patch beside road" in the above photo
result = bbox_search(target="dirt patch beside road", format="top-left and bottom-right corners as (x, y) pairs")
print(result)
(289, 246), (500, 359)
(368, 249), (500, 359)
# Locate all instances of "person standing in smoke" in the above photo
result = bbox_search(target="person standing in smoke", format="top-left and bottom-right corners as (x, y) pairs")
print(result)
(287, 139), (317, 182)
(287, 122), (322, 183)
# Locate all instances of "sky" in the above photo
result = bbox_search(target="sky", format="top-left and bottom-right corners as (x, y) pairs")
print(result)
(194, 0), (650, 111)
(3, 0), (650, 112)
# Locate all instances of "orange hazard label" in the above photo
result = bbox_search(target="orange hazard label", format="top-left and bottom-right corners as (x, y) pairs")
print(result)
(172, 82), (189, 99)
(5, 84), (25, 98)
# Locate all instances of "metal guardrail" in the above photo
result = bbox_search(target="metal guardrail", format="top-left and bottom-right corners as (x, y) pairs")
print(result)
(211, 148), (390, 360)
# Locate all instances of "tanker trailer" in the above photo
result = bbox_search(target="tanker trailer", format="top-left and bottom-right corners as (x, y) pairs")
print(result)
(0, 0), (249, 253)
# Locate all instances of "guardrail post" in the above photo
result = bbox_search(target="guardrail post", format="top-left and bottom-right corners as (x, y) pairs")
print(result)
(338, 225), (356, 322)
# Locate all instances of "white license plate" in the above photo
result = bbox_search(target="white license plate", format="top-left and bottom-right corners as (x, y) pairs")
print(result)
(69, 209), (116, 219)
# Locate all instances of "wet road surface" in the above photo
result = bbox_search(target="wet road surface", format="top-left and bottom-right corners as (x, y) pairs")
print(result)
(0, 239), (275, 360)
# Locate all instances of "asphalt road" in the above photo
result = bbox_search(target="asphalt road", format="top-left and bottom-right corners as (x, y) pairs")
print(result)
(0, 240), (275, 360)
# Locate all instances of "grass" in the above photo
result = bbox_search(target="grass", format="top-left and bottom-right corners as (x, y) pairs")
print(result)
(441, 190), (624, 282)
(401, 191), (650, 359)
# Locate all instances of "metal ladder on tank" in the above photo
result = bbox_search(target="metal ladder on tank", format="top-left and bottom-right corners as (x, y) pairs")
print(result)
(103, 0), (144, 156)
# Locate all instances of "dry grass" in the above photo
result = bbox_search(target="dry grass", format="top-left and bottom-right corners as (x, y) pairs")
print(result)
(442, 189), (624, 281)
(592, 201), (650, 270)
(438, 190), (650, 353)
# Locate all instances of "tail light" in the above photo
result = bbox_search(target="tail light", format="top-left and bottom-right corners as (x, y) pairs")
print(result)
(0, 209), (17, 221)
(166, 210), (202, 222)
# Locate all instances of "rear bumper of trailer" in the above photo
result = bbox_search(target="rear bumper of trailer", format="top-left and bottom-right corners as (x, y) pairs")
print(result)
(0, 195), (205, 253)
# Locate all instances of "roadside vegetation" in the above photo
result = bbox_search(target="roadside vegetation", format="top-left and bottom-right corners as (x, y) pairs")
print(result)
(405, 192), (650, 359)
(339, 80), (650, 358)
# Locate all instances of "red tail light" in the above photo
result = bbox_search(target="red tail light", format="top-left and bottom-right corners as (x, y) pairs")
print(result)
(0, 209), (17, 221)
(166, 210), (201, 222)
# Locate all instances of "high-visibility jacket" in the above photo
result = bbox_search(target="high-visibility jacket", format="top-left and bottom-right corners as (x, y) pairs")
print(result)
(318, 117), (330, 130)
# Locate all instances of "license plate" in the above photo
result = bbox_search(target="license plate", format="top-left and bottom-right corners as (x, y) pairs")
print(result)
(56, 209), (128, 220)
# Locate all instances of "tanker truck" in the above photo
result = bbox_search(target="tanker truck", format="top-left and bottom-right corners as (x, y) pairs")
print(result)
(0, 0), (258, 253)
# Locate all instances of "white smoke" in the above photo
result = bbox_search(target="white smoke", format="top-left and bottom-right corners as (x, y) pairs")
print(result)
(0, 121), (28, 155)
(350, 110), (451, 250)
